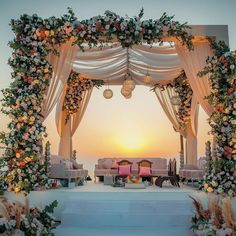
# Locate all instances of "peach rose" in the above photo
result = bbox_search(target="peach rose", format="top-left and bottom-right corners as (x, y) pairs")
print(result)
(207, 187), (214, 193)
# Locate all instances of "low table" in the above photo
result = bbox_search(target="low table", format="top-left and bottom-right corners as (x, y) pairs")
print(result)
(155, 175), (180, 188)
(104, 175), (114, 185)
(125, 183), (146, 189)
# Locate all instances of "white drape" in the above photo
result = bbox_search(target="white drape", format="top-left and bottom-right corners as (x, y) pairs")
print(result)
(154, 86), (184, 135)
(154, 86), (198, 165)
(186, 94), (199, 165)
(175, 41), (213, 116)
(55, 87), (93, 159)
(42, 41), (77, 120)
(48, 41), (213, 163)
(73, 43), (183, 85)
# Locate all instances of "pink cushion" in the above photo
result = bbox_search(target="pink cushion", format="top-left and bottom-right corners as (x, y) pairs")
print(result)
(111, 160), (119, 169)
(118, 165), (131, 176)
(139, 166), (151, 176)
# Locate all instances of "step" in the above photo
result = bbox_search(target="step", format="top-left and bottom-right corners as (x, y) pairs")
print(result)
(63, 199), (192, 214)
(61, 212), (192, 227)
(54, 226), (195, 236)
(60, 199), (193, 227)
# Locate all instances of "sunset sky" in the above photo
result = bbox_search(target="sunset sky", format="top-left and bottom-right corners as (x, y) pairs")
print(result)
(0, 0), (236, 174)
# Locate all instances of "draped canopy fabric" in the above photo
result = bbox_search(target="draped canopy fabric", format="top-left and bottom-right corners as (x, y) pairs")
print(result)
(55, 86), (93, 159)
(175, 41), (213, 116)
(42, 41), (77, 120)
(72, 43), (183, 86)
(45, 40), (213, 164)
(154, 86), (199, 165)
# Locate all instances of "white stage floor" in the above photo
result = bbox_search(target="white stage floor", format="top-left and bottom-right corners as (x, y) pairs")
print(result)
(52, 181), (199, 192)
(5, 181), (203, 220)
(5, 182), (236, 236)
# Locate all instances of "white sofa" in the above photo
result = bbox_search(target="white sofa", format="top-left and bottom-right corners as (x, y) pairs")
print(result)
(49, 155), (88, 187)
(94, 158), (168, 182)
(179, 157), (207, 182)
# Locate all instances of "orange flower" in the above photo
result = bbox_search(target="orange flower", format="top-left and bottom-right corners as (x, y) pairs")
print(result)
(207, 187), (214, 193)
(216, 103), (224, 113)
(16, 153), (21, 158)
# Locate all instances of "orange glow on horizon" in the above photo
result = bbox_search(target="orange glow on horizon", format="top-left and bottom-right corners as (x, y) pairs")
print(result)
(114, 134), (148, 156)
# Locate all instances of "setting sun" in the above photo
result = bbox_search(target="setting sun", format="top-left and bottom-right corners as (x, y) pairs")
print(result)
(115, 134), (148, 155)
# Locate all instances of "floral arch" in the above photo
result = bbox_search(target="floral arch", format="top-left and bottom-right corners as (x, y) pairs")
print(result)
(0, 9), (235, 197)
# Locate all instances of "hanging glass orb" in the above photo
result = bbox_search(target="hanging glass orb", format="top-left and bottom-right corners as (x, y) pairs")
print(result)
(123, 78), (136, 91)
(124, 92), (132, 99)
(103, 89), (113, 99)
(143, 72), (152, 84)
(171, 96), (181, 105)
(121, 87), (131, 97)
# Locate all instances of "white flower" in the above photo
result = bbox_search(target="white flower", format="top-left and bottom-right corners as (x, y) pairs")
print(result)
(9, 219), (16, 227)
(211, 180), (218, 187)
(0, 217), (8, 226)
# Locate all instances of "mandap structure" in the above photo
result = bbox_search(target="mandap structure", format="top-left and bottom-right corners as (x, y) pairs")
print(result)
(0, 8), (235, 196)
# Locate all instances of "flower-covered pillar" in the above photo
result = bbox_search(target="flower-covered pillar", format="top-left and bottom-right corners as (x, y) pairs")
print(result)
(199, 41), (236, 197)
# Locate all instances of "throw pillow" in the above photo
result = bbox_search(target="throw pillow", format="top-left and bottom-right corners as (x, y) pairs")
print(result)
(102, 159), (113, 169)
(62, 160), (73, 170)
(111, 160), (119, 169)
(72, 159), (83, 169)
(118, 165), (131, 176)
(139, 166), (151, 176)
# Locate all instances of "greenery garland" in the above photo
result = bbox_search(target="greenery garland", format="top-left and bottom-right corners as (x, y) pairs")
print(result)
(154, 72), (193, 131)
(63, 71), (103, 123)
(198, 40), (236, 197)
(0, 9), (193, 194)
(172, 72), (193, 129)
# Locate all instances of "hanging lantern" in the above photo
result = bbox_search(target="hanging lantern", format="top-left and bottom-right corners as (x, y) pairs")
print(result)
(171, 96), (181, 105)
(124, 92), (132, 99)
(143, 72), (152, 84)
(121, 87), (131, 97)
(123, 76), (136, 91)
(103, 89), (113, 99)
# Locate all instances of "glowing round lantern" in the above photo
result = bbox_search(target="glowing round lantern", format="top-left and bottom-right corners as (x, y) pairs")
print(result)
(143, 72), (152, 84)
(103, 89), (113, 99)
(123, 78), (136, 91)
(121, 87), (131, 97)
(124, 92), (132, 99)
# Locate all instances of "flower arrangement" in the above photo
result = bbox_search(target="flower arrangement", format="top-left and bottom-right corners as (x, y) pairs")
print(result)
(44, 141), (51, 175)
(172, 72), (193, 129)
(191, 196), (236, 236)
(198, 40), (236, 197)
(63, 71), (103, 123)
(0, 9), (193, 194)
(0, 199), (58, 235)
(127, 175), (141, 184)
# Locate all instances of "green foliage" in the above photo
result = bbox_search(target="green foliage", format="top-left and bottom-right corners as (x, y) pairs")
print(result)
(199, 39), (236, 197)
(44, 200), (58, 214)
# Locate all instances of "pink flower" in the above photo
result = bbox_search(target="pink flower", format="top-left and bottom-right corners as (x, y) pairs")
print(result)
(23, 133), (29, 140)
